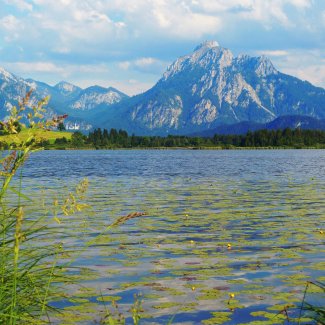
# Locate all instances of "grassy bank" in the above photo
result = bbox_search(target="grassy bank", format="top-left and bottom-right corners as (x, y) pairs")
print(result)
(0, 128), (72, 147)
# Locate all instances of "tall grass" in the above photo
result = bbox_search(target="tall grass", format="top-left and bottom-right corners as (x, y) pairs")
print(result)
(0, 92), (146, 324)
(0, 91), (70, 323)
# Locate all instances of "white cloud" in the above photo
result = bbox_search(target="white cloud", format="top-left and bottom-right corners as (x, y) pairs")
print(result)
(76, 78), (155, 96)
(286, 0), (312, 8)
(4, 0), (33, 11)
(270, 49), (325, 88)
(118, 61), (131, 70)
(6, 61), (66, 74)
(191, 0), (312, 27)
(0, 0), (320, 58)
(25, 0), (222, 46)
(4, 61), (110, 79)
(0, 0), (324, 92)
(0, 15), (21, 31)
(146, 1), (221, 38)
(134, 57), (159, 68)
(257, 50), (289, 57)
(77, 64), (110, 74)
(0, 15), (23, 41)
(118, 57), (167, 74)
(284, 65), (325, 88)
(109, 79), (155, 96)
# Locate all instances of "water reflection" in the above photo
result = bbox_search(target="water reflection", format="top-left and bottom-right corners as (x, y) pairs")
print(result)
(19, 150), (325, 324)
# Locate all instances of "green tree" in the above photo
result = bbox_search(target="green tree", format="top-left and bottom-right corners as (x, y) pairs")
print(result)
(57, 122), (66, 131)
(71, 131), (85, 147)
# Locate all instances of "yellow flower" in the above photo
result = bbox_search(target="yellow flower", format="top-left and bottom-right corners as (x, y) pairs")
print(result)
(229, 293), (235, 299)
(191, 286), (196, 291)
(190, 240), (195, 244)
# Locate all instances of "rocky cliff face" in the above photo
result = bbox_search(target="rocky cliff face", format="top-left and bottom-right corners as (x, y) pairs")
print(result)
(113, 41), (325, 134)
(69, 86), (125, 111)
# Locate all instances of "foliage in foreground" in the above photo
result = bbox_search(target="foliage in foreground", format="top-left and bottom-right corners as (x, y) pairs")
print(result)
(0, 92), (66, 323)
(0, 92), (145, 324)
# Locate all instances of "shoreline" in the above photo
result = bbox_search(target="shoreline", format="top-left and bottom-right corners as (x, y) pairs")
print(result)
(42, 145), (325, 151)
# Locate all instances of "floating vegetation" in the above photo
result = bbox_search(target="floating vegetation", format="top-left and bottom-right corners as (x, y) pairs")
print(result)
(7, 149), (325, 324)
(201, 311), (233, 324)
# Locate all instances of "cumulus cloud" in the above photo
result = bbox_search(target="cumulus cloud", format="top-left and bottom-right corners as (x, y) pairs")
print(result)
(287, 0), (312, 8)
(107, 80), (156, 96)
(4, 0), (33, 11)
(14, 61), (65, 73)
(0, 15), (23, 41)
(0, 0), (320, 59)
(0, 15), (21, 31)
(118, 57), (167, 74)
(284, 65), (325, 88)
(0, 0), (324, 91)
(191, 0), (313, 28)
(268, 49), (325, 88)
(148, 1), (221, 38)
(5, 61), (110, 79)
(257, 50), (289, 57)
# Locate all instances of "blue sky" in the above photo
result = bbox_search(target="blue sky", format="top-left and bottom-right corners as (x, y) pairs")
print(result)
(0, 0), (324, 95)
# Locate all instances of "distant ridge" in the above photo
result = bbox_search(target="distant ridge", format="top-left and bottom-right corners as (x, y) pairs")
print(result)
(0, 67), (128, 130)
(190, 115), (325, 137)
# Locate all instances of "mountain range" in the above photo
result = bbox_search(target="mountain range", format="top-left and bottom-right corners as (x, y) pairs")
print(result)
(191, 115), (325, 136)
(0, 67), (128, 131)
(1, 41), (325, 135)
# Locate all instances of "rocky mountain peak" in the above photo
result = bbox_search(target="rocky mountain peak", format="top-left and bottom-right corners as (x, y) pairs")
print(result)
(254, 55), (278, 77)
(194, 40), (220, 51)
(70, 85), (127, 110)
(236, 54), (278, 77)
(119, 41), (325, 135)
(0, 67), (18, 82)
(55, 81), (81, 94)
(162, 41), (232, 81)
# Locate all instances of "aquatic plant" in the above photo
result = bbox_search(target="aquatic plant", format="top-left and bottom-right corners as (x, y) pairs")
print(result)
(299, 281), (325, 324)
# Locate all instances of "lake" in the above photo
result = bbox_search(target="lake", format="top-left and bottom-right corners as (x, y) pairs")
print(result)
(21, 149), (325, 324)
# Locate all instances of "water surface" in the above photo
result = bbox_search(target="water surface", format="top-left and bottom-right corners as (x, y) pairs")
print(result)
(21, 150), (325, 324)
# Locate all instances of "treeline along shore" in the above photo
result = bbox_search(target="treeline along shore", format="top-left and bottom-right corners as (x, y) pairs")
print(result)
(1, 127), (325, 150)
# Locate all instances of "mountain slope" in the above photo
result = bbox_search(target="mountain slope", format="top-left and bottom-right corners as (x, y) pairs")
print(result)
(99, 41), (325, 135)
(193, 115), (325, 136)
(0, 68), (128, 130)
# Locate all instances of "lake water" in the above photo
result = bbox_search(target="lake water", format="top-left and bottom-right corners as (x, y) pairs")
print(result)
(21, 150), (325, 324)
